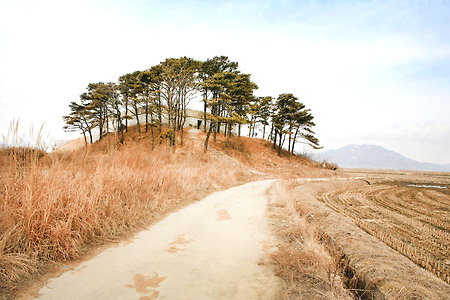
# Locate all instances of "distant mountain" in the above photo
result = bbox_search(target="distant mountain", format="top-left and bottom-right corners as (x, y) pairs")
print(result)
(320, 144), (450, 172)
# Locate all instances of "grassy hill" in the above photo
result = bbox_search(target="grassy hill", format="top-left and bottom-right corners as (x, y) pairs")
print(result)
(0, 126), (333, 298)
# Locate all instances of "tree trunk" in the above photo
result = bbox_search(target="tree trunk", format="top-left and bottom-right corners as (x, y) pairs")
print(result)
(135, 107), (141, 134)
(268, 123), (274, 141)
(125, 101), (128, 132)
(226, 123), (232, 148)
(150, 112), (155, 149)
(158, 90), (162, 135)
(203, 90), (207, 133)
(288, 135), (291, 154)
(145, 102), (149, 133)
(205, 122), (214, 151)
(99, 115), (103, 140)
(117, 110), (121, 136)
(88, 128), (93, 144)
(82, 131), (87, 146)
(105, 109), (109, 135)
(291, 128), (299, 154)
(273, 129), (277, 149)
(180, 127), (184, 145)
(262, 125), (266, 139)
(170, 131), (175, 147)
(288, 125), (293, 152)
(116, 110), (122, 144)
(278, 131), (283, 156)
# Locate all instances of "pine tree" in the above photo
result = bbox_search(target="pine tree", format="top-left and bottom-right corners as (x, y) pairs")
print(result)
(272, 93), (320, 155)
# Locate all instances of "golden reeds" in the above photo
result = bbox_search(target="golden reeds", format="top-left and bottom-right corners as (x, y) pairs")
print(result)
(0, 129), (253, 293)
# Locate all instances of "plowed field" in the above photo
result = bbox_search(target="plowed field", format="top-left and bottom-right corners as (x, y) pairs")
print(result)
(320, 170), (450, 284)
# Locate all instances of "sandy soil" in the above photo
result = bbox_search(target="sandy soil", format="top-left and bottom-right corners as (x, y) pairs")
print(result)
(23, 180), (282, 300)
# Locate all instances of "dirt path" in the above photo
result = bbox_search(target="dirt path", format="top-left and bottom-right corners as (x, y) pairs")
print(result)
(187, 128), (201, 140)
(28, 180), (281, 299)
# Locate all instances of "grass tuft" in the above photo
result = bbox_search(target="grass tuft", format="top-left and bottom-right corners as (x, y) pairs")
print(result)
(268, 180), (351, 299)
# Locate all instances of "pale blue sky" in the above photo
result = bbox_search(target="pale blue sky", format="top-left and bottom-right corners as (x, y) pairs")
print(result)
(0, 0), (449, 163)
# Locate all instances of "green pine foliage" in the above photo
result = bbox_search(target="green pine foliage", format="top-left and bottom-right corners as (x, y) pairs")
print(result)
(64, 56), (321, 154)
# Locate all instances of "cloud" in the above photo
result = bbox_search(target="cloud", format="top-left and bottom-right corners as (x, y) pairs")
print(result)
(320, 121), (450, 165)
(368, 122), (450, 164)
(0, 0), (449, 164)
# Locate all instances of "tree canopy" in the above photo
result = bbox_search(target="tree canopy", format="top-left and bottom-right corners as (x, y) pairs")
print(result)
(64, 55), (320, 154)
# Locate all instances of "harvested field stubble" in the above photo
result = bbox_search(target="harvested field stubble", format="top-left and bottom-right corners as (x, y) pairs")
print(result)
(321, 177), (450, 284)
(279, 178), (450, 299)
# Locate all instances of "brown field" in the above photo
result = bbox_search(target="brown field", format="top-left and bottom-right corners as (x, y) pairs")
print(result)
(268, 170), (450, 299)
(322, 169), (450, 284)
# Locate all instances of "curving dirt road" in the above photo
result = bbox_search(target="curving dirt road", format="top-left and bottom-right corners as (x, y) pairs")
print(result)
(29, 180), (281, 300)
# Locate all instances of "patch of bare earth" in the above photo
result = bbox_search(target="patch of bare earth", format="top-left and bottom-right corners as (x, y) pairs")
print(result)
(269, 175), (450, 299)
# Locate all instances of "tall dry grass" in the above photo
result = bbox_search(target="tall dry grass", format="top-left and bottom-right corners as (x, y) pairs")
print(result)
(211, 134), (335, 179)
(0, 129), (253, 295)
(268, 180), (352, 299)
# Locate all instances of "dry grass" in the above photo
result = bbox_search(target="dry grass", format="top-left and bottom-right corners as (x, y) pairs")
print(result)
(0, 126), (256, 297)
(1, 125), (333, 298)
(209, 133), (335, 179)
(268, 180), (352, 299)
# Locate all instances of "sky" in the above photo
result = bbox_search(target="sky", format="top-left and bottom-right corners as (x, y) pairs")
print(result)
(0, 0), (449, 164)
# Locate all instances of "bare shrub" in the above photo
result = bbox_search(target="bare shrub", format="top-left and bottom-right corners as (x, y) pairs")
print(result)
(322, 160), (339, 171)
